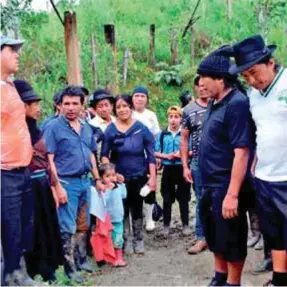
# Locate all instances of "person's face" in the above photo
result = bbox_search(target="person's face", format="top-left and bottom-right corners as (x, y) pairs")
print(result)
(199, 76), (222, 99)
(168, 113), (181, 130)
(132, 93), (148, 111)
(25, 101), (41, 120)
(95, 99), (113, 120)
(102, 168), (117, 185)
(195, 80), (210, 99)
(115, 99), (132, 121)
(241, 60), (276, 90)
(61, 95), (83, 121)
(1, 46), (20, 75)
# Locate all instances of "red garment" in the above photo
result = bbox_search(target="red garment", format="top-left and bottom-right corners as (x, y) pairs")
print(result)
(90, 213), (116, 265)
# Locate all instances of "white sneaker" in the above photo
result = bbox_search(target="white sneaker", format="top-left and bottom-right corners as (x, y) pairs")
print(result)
(145, 204), (155, 231)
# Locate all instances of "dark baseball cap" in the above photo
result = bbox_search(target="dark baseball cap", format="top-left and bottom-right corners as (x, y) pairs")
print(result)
(1, 36), (24, 51)
(14, 80), (41, 103)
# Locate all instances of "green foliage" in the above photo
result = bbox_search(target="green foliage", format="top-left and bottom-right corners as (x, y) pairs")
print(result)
(1, 0), (286, 126)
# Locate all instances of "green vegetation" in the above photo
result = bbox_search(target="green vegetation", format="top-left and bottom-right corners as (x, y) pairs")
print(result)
(1, 0), (287, 126)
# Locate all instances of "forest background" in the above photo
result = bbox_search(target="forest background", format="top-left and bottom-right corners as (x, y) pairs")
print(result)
(1, 0), (287, 126)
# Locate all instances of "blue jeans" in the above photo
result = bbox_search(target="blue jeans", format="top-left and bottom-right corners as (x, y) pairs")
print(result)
(57, 177), (91, 235)
(1, 168), (34, 276)
(191, 162), (205, 240)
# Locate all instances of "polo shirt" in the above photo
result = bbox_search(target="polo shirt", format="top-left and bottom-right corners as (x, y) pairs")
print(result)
(199, 89), (251, 187)
(248, 67), (287, 182)
(89, 114), (115, 132)
(43, 115), (97, 177)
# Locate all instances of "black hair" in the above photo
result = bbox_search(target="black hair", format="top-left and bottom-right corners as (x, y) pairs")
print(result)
(113, 94), (133, 116)
(80, 86), (89, 96)
(256, 54), (280, 72)
(59, 85), (85, 105)
(194, 75), (200, 86)
(1, 45), (6, 51)
(99, 163), (116, 178)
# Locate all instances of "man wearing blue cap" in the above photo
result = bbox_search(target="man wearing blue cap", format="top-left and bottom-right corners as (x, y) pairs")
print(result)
(197, 46), (252, 286)
(230, 35), (287, 287)
(0, 36), (39, 286)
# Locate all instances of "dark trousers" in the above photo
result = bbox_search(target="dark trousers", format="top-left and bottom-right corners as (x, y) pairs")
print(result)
(1, 168), (34, 275)
(160, 165), (191, 227)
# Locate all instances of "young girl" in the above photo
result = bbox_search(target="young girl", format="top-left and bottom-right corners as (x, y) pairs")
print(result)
(99, 163), (127, 267)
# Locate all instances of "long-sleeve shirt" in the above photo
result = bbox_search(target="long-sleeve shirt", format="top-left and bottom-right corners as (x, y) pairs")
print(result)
(101, 121), (156, 180)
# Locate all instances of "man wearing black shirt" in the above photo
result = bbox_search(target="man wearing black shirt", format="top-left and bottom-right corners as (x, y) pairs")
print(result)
(197, 46), (251, 286)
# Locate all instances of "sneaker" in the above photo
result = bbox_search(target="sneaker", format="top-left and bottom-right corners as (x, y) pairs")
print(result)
(251, 258), (272, 275)
(145, 204), (155, 232)
(182, 225), (192, 236)
(187, 240), (207, 255)
(134, 240), (145, 254)
(254, 236), (264, 250)
(208, 277), (226, 286)
(247, 233), (260, 247)
(145, 220), (155, 232)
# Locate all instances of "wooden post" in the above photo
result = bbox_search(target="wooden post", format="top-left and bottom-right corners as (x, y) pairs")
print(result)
(170, 29), (178, 65)
(226, 0), (232, 21)
(123, 48), (129, 87)
(91, 33), (98, 89)
(104, 24), (118, 94)
(149, 24), (155, 66)
(190, 27), (195, 66)
(64, 11), (82, 85)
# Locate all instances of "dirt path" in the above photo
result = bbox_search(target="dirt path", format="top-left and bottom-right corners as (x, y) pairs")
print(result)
(93, 198), (270, 286)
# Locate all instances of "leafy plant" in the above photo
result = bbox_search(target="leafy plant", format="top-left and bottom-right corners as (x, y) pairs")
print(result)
(154, 63), (183, 86)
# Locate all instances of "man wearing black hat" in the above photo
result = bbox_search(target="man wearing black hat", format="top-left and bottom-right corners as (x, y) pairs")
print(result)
(230, 35), (287, 287)
(0, 36), (39, 286)
(181, 75), (209, 254)
(197, 46), (252, 286)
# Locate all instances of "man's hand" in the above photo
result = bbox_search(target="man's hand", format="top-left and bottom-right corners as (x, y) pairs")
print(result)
(116, 173), (125, 183)
(55, 184), (68, 205)
(173, 151), (181, 159)
(51, 186), (59, 208)
(183, 166), (193, 183)
(96, 180), (106, 192)
(147, 176), (157, 191)
(166, 153), (176, 161)
(156, 159), (162, 170)
(222, 193), (238, 219)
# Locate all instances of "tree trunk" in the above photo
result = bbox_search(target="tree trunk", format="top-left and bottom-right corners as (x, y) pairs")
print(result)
(91, 33), (98, 89)
(149, 24), (155, 67)
(226, 0), (232, 21)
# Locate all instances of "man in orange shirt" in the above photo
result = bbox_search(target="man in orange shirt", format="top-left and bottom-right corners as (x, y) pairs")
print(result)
(1, 36), (37, 286)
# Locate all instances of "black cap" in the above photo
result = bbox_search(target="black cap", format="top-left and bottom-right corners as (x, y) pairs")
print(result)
(90, 89), (114, 106)
(13, 80), (41, 103)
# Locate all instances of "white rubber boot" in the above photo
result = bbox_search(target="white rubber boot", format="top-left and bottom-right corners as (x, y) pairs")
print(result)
(145, 203), (155, 232)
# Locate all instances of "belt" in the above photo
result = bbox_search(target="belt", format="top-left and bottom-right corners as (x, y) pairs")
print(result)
(60, 173), (89, 179)
(30, 169), (47, 179)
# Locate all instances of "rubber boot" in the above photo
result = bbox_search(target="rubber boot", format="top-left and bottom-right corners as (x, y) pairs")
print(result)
(132, 218), (145, 254)
(144, 203), (155, 231)
(113, 249), (127, 267)
(74, 232), (96, 273)
(61, 233), (84, 284)
(123, 216), (133, 255)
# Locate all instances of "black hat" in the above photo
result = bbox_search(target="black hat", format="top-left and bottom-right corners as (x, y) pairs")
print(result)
(229, 35), (277, 75)
(13, 80), (41, 103)
(90, 89), (114, 106)
(179, 91), (192, 108)
(197, 45), (235, 78)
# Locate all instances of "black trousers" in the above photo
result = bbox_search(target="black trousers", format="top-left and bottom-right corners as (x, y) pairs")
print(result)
(160, 165), (191, 227)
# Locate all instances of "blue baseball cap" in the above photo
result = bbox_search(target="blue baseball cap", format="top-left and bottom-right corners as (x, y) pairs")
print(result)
(1, 36), (24, 51)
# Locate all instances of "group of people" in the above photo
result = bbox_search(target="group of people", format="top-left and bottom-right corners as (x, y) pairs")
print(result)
(1, 32), (286, 287)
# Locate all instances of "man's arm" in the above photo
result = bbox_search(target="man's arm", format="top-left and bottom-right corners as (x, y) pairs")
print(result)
(222, 147), (249, 219)
(180, 128), (193, 183)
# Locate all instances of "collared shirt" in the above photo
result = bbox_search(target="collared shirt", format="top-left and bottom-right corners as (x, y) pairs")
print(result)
(249, 67), (287, 182)
(199, 89), (251, 187)
(182, 101), (208, 164)
(43, 115), (97, 177)
(89, 114), (115, 132)
(155, 127), (190, 166)
(1, 80), (33, 170)
(101, 121), (156, 179)
(40, 115), (58, 132)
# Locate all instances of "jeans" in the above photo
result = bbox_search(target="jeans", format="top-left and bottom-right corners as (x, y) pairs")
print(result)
(57, 177), (91, 235)
(1, 168), (34, 276)
(191, 162), (205, 240)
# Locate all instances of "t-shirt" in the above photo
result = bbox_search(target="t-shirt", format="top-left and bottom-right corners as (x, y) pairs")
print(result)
(182, 101), (207, 164)
(1, 80), (33, 170)
(199, 89), (251, 187)
(248, 67), (287, 182)
(89, 114), (116, 133)
(133, 109), (161, 137)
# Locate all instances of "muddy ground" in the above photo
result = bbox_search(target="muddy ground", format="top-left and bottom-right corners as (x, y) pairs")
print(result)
(86, 192), (270, 286)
